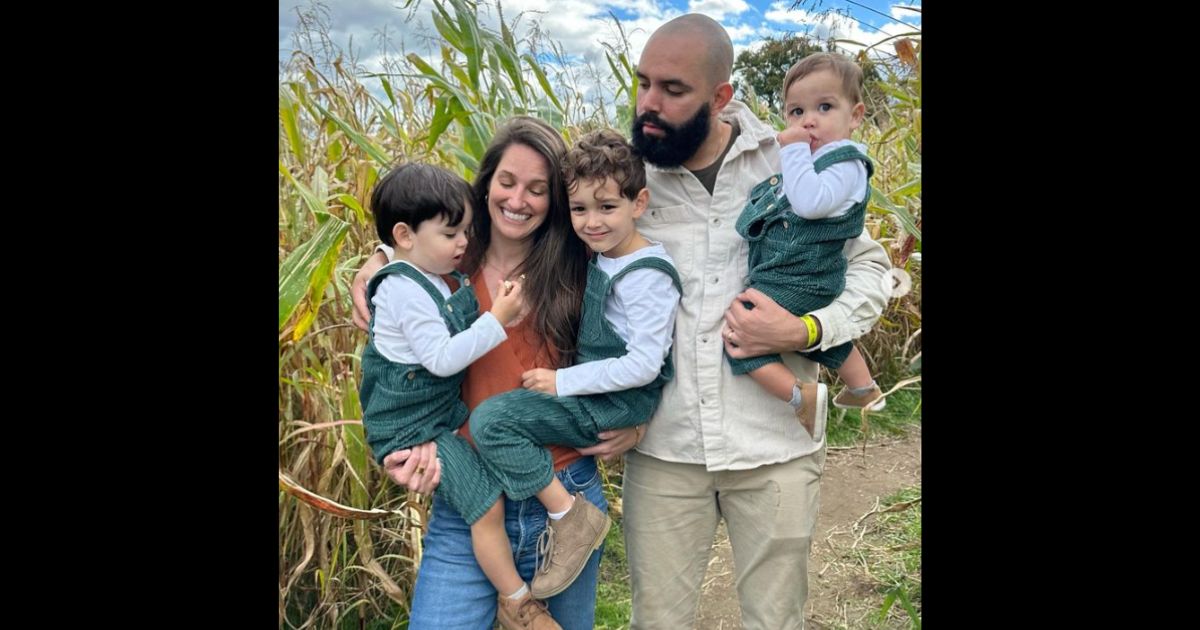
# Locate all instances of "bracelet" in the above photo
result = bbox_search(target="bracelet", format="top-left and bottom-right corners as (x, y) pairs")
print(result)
(799, 315), (819, 349)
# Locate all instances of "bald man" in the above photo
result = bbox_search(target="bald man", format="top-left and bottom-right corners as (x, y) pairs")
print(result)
(613, 14), (892, 629)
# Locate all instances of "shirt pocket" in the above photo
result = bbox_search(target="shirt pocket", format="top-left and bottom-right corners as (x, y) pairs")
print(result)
(638, 203), (696, 297)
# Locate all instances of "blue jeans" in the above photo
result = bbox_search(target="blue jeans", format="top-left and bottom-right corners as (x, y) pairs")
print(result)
(409, 456), (608, 629)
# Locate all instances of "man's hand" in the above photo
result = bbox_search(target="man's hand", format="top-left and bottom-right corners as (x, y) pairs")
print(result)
(576, 425), (643, 463)
(723, 288), (813, 358)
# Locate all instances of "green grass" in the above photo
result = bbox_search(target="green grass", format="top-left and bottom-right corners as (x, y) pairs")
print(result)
(871, 486), (922, 593)
(826, 387), (922, 447)
(814, 484), (922, 630)
(860, 485), (922, 629)
(595, 517), (632, 629)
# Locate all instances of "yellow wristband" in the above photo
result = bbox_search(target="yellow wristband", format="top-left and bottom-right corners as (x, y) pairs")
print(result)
(800, 315), (819, 349)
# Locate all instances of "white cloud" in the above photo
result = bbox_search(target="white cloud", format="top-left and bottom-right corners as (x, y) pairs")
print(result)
(687, 0), (750, 21)
(762, 0), (919, 62)
(890, 3), (922, 24)
(604, 0), (671, 18)
(279, 0), (452, 74)
(280, 0), (917, 90)
(730, 24), (781, 59)
(725, 23), (757, 42)
(763, 2), (821, 27)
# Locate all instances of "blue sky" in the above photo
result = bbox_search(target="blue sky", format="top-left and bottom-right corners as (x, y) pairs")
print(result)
(279, 0), (921, 74)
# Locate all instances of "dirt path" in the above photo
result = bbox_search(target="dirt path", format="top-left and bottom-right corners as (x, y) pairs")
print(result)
(696, 430), (922, 629)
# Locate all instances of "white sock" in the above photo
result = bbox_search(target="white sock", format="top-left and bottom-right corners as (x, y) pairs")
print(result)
(788, 384), (804, 410)
(548, 495), (575, 520)
(505, 583), (529, 600)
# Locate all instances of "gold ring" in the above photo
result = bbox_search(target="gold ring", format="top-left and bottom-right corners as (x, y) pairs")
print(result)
(416, 467), (426, 475)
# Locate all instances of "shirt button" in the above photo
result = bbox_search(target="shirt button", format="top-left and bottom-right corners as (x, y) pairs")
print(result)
(701, 336), (709, 343)
(711, 276), (719, 284)
(783, 221), (789, 229)
(769, 176), (779, 185)
(446, 304), (454, 312)
(407, 372), (415, 380)
(712, 218), (720, 226)
(700, 397), (706, 405)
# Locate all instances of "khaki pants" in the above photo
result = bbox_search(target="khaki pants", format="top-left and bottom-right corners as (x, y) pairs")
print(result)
(622, 448), (826, 630)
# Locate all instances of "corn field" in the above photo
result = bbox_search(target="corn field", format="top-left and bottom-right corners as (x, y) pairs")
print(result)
(278, 1), (920, 626)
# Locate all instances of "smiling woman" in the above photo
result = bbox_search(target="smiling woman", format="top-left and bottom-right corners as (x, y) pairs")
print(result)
(486, 144), (553, 242)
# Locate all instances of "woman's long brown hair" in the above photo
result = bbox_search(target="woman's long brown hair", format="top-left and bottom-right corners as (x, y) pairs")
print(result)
(461, 116), (589, 367)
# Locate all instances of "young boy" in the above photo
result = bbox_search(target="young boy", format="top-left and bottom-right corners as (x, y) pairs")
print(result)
(470, 129), (682, 600)
(727, 52), (887, 435)
(358, 163), (559, 630)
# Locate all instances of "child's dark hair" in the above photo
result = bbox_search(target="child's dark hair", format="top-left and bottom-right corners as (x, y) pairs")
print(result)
(562, 129), (646, 201)
(371, 162), (471, 246)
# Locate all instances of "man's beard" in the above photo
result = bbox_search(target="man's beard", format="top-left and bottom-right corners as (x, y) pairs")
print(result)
(631, 102), (711, 168)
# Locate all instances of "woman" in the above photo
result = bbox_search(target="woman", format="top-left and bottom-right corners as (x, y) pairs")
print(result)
(352, 117), (642, 629)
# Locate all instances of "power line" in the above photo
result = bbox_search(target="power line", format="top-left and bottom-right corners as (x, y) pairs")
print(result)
(788, 1), (921, 37)
(844, 0), (922, 32)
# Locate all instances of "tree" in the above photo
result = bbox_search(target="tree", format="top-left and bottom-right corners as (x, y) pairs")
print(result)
(732, 35), (825, 113)
(734, 35), (891, 125)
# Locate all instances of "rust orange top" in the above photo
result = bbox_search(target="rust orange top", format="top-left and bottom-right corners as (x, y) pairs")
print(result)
(455, 268), (581, 471)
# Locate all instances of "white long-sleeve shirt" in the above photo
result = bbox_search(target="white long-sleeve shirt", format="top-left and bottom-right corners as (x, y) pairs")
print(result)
(779, 139), (869, 220)
(371, 260), (507, 377)
(555, 242), (681, 397)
